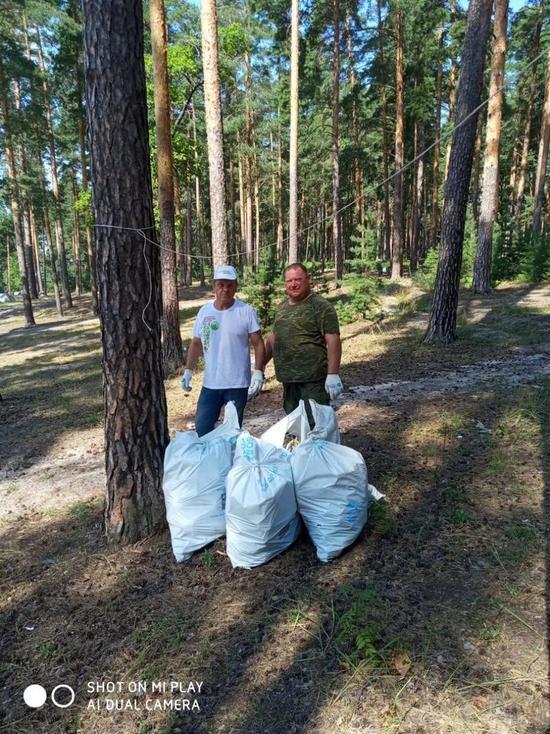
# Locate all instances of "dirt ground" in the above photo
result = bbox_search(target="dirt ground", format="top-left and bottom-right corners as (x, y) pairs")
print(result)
(0, 281), (548, 734)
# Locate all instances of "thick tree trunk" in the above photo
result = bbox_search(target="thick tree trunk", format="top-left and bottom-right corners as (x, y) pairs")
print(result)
(83, 0), (169, 544)
(470, 115), (484, 226)
(200, 0), (228, 267)
(288, 0), (299, 263)
(424, 0), (492, 344)
(332, 0), (342, 281)
(150, 0), (183, 375)
(35, 26), (73, 308)
(532, 48), (550, 235)
(0, 56), (35, 326)
(391, 10), (404, 279)
(472, 0), (509, 293)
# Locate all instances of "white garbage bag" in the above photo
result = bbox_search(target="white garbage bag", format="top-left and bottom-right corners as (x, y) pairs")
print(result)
(163, 402), (241, 562)
(292, 439), (370, 562)
(271, 400), (377, 563)
(261, 399), (340, 446)
(225, 432), (301, 568)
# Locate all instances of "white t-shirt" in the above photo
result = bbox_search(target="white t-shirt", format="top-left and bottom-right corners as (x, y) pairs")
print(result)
(193, 299), (260, 389)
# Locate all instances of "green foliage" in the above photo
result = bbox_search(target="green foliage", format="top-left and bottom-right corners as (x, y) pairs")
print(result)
(333, 585), (389, 668)
(335, 276), (380, 326)
(347, 222), (378, 274)
(241, 251), (282, 330)
(493, 232), (550, 284)
(413, 247), (439, 289)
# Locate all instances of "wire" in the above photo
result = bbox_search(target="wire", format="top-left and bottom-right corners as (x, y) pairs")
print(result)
(92, 44), (549, 264)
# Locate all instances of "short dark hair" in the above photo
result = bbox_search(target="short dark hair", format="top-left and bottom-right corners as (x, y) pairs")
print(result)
(284, 262), (309, 276)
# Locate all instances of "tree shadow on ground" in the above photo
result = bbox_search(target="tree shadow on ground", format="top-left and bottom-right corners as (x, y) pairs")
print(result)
(0, 369), (547, 733)
(0, 284), (547, 733)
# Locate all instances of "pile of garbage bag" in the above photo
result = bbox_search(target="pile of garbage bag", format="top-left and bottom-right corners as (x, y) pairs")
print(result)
(162, 400), (382, 567)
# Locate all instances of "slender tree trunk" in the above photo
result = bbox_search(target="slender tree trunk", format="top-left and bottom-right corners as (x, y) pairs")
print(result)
(424, 0), (492, 344)
(200, 0), (228, 267)
(411, 123), (425, 274)
(192, 105), (206, 284)
(30, 207), (44, 296)
(430, 19), (445, 248)
(332, 0), (342, 281)
(0, 56), (34, 326)
(277, 121), (284, 258)
(472, 0), (509, 293)
(345, 12), (362, 230)
(185, 176), (193, 285)
(391, 9), (404, 279)
(71, 170), (83, 297)
(532, 48), (550, 235)
(288, 0), (299, 262)
(470, 114), (484, 226)
(377, 0), (391, 260)
(83, 0), (169, 544)
(38, 159), (63, 315)
(76, 60), (98, 312)
(35, 26), (73, 308)
(229, 156), (236, 259)
(6, 235), (11, 295)
(444, 0), (459, 183)
(150, 0), (183, 374)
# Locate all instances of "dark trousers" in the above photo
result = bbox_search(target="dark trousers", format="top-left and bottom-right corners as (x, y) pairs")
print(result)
(283, 379), (330, 428)
(195, 386), (248, 437)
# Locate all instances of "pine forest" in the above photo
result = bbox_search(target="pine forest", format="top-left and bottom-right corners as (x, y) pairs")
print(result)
(1, 0), (549, 339)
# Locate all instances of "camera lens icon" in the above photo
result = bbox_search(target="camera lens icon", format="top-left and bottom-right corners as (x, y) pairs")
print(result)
(23, 684), (75, 709)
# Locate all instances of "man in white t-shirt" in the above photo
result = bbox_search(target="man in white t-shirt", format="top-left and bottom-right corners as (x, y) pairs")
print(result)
(180, 264), (265, 436)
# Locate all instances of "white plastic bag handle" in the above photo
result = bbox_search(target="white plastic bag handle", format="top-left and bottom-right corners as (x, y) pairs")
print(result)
(222, 401), (240, 430)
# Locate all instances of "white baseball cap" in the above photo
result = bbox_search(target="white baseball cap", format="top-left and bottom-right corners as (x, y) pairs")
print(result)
(213, 264), (238, 281)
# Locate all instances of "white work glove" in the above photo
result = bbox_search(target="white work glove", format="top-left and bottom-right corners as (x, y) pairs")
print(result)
(325, 373), (343, 400)
(247, 369), (264, 401)
(180, 368), (193, 392)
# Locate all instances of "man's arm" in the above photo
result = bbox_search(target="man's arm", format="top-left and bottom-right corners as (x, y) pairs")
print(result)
(324, 333), (341, 373)
(185, 336), (203, 369)
(261, 332), (274, 369)
(249, 331), (266, 370)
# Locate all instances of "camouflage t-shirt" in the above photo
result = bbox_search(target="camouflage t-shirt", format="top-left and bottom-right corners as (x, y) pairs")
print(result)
(273, 293), (340, 383)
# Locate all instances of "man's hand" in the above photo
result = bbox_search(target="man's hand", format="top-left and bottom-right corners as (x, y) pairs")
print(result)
(247, 369), (264, 400)
(325, 373), (343, 400)
(181, 368), (193, 392)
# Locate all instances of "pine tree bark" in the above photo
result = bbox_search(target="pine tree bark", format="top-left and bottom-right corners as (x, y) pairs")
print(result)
(83, 0), (169, 544)
(444, 0), (459, 183)
(424, 0), (492, 344)
(0, 55), (35, 326)
(150, 0), (183, 374)
(473, 0), (509, 293)
(332, 0), (342, 281)
(532, 47), (550, 235)
(288, 0), (300, 263)
(200, 0), (228, 267)
(391, 9), (404, 279)
(71, 170), (83, 297)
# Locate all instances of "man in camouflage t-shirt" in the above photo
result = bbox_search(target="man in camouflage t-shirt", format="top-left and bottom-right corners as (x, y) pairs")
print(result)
(265, 263), (343, 419)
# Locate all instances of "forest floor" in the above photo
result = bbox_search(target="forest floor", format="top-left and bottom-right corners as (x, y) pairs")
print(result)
(0, 279), (548, 734)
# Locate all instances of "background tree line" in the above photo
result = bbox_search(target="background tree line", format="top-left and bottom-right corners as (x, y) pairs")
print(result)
(1, 0), (549, 324)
